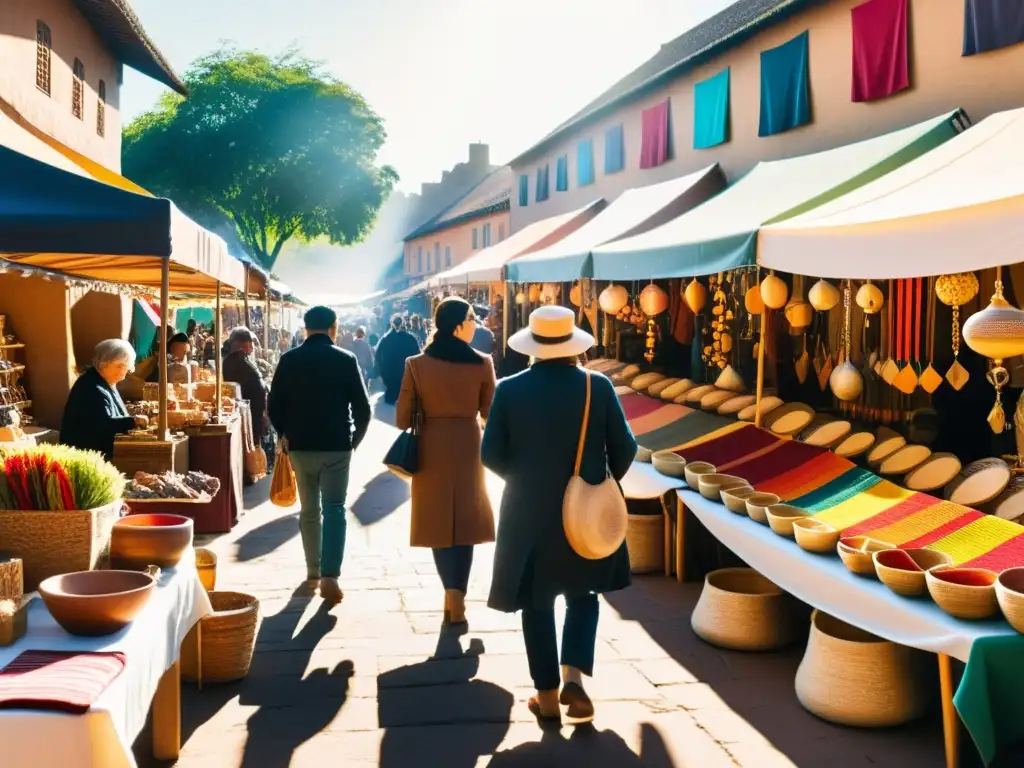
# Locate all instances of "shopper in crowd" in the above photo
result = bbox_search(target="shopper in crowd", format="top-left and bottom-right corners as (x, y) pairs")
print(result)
(351, 327), (375, 386)
(269, 305), (371, 604)
(375, 315), (420, 405)
(408, 314), (427, 348)
(470, 305), (496, 356)
(147, 332), (191, 383)
(292, 329), (306, 348)
(223, 328), (268, 447)
(482, 305), (636, 725)
(337, 328), (355, 352)
(396, 297), (496, 627)
(61, 339), (144, 460)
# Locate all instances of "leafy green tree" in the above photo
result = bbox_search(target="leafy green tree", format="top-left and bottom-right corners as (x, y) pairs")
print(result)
(123, 48), (398, 270)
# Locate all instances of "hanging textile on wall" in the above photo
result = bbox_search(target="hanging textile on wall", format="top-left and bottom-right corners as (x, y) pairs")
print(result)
(535, 164), (550, 202)
(640, 99), (671, 169)
(518, 174), (529, 206)
(577, 139), (595, 186)
(759, 31), (812, 137)
(963, 0), (1024, 56)
(556, 155), (569, 192)
(605, 124), (625, 174)
(694, 68), (730, 149)
(851, 0), (910, 102)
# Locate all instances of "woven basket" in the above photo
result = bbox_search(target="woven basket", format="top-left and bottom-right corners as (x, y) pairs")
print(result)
(795, 610), (929, 727)
(626, 513), (664, 574)
(0, 501), (121, 591)
(691, 568), (796, 651)
(181, 591), (260, 683)
(195, 548), (218, 591)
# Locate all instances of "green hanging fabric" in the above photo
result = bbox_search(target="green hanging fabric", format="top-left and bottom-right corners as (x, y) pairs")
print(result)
(759, 31), (811, 137)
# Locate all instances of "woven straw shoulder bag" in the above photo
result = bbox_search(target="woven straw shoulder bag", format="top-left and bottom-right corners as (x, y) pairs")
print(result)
(563, 370), (628, 560)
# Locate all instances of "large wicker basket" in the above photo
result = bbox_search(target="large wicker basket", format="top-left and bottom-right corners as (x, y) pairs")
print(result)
(626, 513), (664, 574)
(0, 501), (122, 591)
(795, 610), (929, 727)
(691, 568), (797, 651)
(181, 591), (260, 684)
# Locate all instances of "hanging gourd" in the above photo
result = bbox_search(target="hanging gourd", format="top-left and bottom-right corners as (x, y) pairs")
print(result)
(760, 271), (789, 310)
(785, 275), (813, 329)
(809, 279), (841, 312)
(855, 280), (884, 314)
(639, 282), (669, 317)
(514, 290), (526, 305)
(569, 281), (583, 307)
(528, 284), (542, 304)
(684, 278), (707, 314)
(963, 270), (1024, 433)
(830, 281), (863, 401)
(935, 272), (980, 391)
(599, 283), (629, 315)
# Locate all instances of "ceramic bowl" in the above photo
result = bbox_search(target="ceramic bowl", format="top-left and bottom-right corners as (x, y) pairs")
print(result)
(745, 492), (781, 524)
(683, 461), (716, 489)
(698, 473), (747, 502)
(792, 518), (840, 554)
(765, 504), (811, 537)
(39, 569), (157, 637)
(110, 513), (194, 570)
(635, 447), (653, 463)
(926, 566), (999, 620)
(996, 567), (1024, 634)
(873, 548), (954, 598)
(837, 536), (895, 577)
(652, 451), (686, 478)
(720, 485), (757, 514)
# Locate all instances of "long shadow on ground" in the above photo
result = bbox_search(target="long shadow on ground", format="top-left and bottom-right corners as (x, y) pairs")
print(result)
(489, 723), (675, 767)
(351, 470), (410, 526)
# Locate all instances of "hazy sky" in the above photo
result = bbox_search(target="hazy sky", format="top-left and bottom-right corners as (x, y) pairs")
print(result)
(124, 0), (734, 193)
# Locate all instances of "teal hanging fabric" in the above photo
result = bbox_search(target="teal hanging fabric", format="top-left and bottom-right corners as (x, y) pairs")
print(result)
(604, 124), (625, 174)
(518, 174), (529, 206)
(535, 164), (550, 202)
(577, 139), (595, 186)
(556, 155), (569, 191)
(694, 68), (730, 149)
(759, 31), (811, 137)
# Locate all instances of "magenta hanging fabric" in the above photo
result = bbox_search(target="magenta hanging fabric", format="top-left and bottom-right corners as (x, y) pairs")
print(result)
(640, 99), (670, 169)
(851, 0), (909, 102)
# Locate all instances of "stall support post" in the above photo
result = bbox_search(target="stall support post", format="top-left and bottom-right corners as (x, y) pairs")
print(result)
(754, 309), (767, 428)
(502, 282), (512, 351)
(243, 266), (251, 327)
(215, 282), (223, 425)
(938, 653), (960, 768)
(264, 293), (270, 350)
(158, 257), (170, 440)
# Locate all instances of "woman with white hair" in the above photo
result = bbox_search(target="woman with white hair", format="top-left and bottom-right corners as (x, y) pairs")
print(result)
(60, 339), (142, 460)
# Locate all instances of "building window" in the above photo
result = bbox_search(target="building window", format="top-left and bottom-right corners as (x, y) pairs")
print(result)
(498, 224), (505, 242)
(536, 164), (550, 202)
(556, 155), (569, 192)
(484, 223), (493, 248)
(577, 139), (595, 186)
(434, 243), (441, 271)
(518, 174), (529, 206)
(445, 246), (451, 267)
(605, 124), (625, 174)
(72, 59), (85, 119)
(36, 22), (52, 95)
(97, 80), (106, 137)
(417, 245), (423, 273)
(472, 228), (479, 249)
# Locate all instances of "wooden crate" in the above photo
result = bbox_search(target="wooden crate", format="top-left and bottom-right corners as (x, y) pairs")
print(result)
(113, 434), (190, 476)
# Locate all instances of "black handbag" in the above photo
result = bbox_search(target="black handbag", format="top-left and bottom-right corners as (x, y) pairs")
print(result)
(384, 364), (421, 478)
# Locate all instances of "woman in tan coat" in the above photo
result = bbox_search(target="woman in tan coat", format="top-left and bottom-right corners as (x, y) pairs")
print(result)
(396, 297), (496, 626)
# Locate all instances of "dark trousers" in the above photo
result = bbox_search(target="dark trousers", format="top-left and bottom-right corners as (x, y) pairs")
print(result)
(521, 593), (599, 691)
(432, 545), (474, 592)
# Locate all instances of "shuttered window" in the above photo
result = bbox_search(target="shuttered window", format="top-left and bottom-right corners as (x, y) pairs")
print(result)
(36, 22), (51, 95)
(72, 59), (85, 120)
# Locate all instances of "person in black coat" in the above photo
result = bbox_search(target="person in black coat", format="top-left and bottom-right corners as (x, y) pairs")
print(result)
(482, 306), (637, 726)
(222, 327), (268, 444)
(61, 339), (141, 460)
(374, 315), (421, 405)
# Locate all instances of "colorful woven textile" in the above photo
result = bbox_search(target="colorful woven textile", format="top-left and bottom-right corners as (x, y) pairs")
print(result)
(0, 651), (126, 713)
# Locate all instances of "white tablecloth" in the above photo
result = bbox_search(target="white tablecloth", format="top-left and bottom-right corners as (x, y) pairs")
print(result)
(680, 489), (1016, 662)
(622, 461), (685, 500)
(0, 550), (213, 768)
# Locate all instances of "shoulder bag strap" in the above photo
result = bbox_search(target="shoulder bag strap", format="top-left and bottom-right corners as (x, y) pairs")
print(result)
(407, 360), (423, 435)
(573, 369), (592, 477)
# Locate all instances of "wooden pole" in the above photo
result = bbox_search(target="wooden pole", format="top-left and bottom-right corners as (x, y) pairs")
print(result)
(938, 653), (960, 768)
(502, 282), (511, 351)
(242, 265), (251, 328)
(754, 308), (767, 428)
(158, 257), (169, 440)
(215, 282), (222, 425)
(263, 292), (270, 350)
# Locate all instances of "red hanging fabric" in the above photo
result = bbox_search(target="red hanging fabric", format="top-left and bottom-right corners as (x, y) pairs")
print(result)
(640, 99), (671, 169)
(851, 0), (909, 102)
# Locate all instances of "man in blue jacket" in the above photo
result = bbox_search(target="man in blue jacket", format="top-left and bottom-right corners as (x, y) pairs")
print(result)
(268, 306), (371, 604)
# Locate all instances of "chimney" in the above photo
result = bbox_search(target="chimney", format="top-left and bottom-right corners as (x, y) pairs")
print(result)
(469, 143), (489, 168)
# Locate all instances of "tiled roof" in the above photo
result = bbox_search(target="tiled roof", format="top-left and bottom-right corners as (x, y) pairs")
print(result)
(403, 167), (513, 241)
(511, 0), (820, 165)
(74, 0), (187, 95)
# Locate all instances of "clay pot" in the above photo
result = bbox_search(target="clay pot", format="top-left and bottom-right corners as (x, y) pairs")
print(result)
(39, 569), (157, 637)
(111, 514), (194, 570)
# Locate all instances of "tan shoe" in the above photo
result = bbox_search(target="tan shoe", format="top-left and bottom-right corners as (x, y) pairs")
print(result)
(319, 577), (344, 605)
(528, 689), (561, 723)
(560, 681), (595, 724)
(444, 589), (467, 625)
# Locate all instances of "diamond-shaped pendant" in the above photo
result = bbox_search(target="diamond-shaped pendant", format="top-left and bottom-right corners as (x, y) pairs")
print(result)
(988, 400), (1006, 433)
(881, 359), (899, 385)
(946, 360), (969, 391)
(919, 364), (943, 394)
(893, 364), (918, 395)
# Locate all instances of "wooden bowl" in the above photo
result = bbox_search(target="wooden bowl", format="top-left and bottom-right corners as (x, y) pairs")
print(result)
(39, 569), (157, 637)
(745, 493), (780, 524)
(996, 567), (1024, 634)
(926, 566), (999, 620)
(635, 447), (653, 463)
(765, 504), (810, 537)
(684, 461), (716, 489)
(698, 473), (747, 501)
(111, 513), (194, 570)
(837, 536), (895, 577)
(792, 518), (840, 554)
(721, 485), (757, 514)
(873, 548), (953, 598)
(651, 451), (686, 478)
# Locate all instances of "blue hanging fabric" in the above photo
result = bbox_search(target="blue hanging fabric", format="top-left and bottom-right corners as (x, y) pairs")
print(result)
(535, 165), (550, 202)
(518, 174), (529, 206)
(963, 0), (1024, 55)
(556, 155), (569, 191)
(577, 139), (595, 186)
(759, 31), (811, 137)
(604, 124), (625, 173)
(694, 68), (730, 149)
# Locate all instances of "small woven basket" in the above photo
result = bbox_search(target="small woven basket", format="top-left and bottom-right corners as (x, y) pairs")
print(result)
(195, 548), (217, 592)
(795, 610), (929, 727)
(626, 513), (664, 574)
(181, 591), (260, 684)
(691, 568), (796, 651)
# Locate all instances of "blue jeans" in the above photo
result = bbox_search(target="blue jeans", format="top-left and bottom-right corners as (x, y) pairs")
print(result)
(289, 450), (352, 579)
(433, 545), (474, 591)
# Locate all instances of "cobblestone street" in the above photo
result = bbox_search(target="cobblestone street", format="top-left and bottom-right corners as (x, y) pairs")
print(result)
(144, 398), (960, 767)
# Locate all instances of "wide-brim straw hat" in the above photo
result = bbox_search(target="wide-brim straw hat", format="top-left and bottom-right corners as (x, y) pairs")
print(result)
(508, 306), (594, 360)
